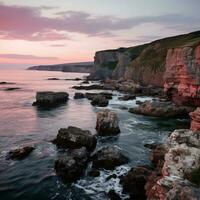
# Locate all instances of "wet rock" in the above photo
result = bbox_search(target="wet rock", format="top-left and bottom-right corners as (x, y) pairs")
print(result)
(81, 80), (89, 84)
(91, 95), (109, 107)
(33, 91), (69, 106)
(47, 78), (60, 80)
(106, 174), (117, 181)
(118, 94), (136, 101)
(55, 147), (89, 183)
(53, 126), (97, 151)
(135, 100), (143, 105)
(129, 100), (193, 118)
(190, 107), (200, 131)
(85, 92), (113, 100)
(7, 146), (35, 160)
(72, 84), (104, 90)
(74, 92), (85, 99)
(0, 82), (15, 85)
(92, 146), (128, 170)
(120, 166), (152, 200)
(107, 190), (121, 200)
(88, 169), (100, 177)
(4, 87), (21, 91)
(96, 110), (120, 136)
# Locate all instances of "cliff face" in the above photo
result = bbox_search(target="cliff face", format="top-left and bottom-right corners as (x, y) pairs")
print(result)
(164, 44), (200, 106)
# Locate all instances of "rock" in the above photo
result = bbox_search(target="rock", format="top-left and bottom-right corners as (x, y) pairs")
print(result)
(190, 107), (200, 131)
(54, 147), (89, 183)
(47, 78), (60, 80)
(4, 87), (21, 91)
(81, 80), (89, 84)
(7, 146), (35, 160)
(164, 44), (200, 107)
(107, 190), (121, 200)
(91, 95), (109, 107)
(74, 92), (85, 99)
(85, 92), (113, 100)
(118, 94), (136, 101)
(0, 82), (15, 85)
(53, 126), (97, 151)
(88, 169), (100, 177)
(120, 166), (152, 200)
(33, 91), (69, 106)
(96, 110), (120, 136)
(146, 129), (200, 199)
(106, 174), (117, 181)
(129, 100), (193, 118)
(72, 84), (104, 90)
(92, 146), (128, 170)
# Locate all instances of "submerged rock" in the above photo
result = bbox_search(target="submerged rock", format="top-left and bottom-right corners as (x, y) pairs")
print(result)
(33, 91), (69, 106)
(90, 95), (109, 107)
(129, 100), (193, 118)
(47, 78), (60, 80)
(92, 146), (128, 170)
(74, 92), (85, 99)
(7, 146), (35, 160)
(55, 147), (89, 183)
(53, 126), (97, 151)
(96, 109), (120, 136)
(190, 107), (200, 131)
(107, 189), (121, 200)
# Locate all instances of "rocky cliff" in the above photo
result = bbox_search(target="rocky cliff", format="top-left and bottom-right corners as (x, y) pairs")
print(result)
(28, 62), (93, 73)
(90, 31), (200, 88)
(164, 44), (200, 106)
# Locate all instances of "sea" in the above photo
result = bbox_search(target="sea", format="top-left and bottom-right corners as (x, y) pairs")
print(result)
(0, 68), (189, 200)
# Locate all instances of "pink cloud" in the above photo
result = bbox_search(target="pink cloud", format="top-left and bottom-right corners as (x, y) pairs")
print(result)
(0, 3), (199, 41)
(0, 54), (58, 60)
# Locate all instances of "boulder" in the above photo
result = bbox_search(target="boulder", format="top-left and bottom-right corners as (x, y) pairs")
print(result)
(190, 107), (200, 131)
(129, 100), (193, 118)
(92, 146), (128, 170)
(74, 92), (85, 99)
(91, 95), (109, 107)
(72, 84), (104, 90)
(107, 190), (121, 200)
(33, 91), (69, 106)
(118, 94), (136, 101)
(120, 166), (152, 200)
(96, 110), (120, 136)
(7, 146), (35, 160)
(53, 126), (97, 151)
(85, 92), (112, 100)
(55, 147), (89, 183)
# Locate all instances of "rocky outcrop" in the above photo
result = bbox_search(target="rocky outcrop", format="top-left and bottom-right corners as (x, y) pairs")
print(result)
(92, 146), (128, 170)
(146, 129), (200, 200)
(96, 109), (120, 136)
(85, 92), (112, 100)
(74, 92), (85, 99)
(72, 84), (104, 90)
(53, 126), (97, 151)
(90, 95), (109, 107)
(33, 91), (69, 106)
(129, 100), (193, 118)
(118, 94), (136, 101)
(28, 62), (93, 73)
(7, 146), (35, 160)
(55, 147), (89, 182)
(164, 44), (200, 106)
(190, 107), (200, 131)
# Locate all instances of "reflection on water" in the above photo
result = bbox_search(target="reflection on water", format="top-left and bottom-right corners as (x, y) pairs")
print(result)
(0, 69), (189, 200)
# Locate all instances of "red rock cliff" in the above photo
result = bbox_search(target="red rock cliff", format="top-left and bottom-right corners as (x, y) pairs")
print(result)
(190, 107), (200, 131)
(164, 44), (200, 106)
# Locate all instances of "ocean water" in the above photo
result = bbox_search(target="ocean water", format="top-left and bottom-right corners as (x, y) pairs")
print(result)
(0, 69), (189, 200)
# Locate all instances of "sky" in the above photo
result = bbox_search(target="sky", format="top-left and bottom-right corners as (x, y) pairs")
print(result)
(0, 0), (200, 68)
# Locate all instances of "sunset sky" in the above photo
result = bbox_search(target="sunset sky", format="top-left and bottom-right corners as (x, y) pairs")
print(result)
(0, 0), (199, 67)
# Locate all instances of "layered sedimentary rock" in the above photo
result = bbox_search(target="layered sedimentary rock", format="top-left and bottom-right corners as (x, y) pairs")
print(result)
(190, 107), (200, 131)
(164, 44), (200, 106)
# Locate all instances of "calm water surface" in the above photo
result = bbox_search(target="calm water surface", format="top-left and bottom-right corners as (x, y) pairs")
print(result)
(0, 69), (189, 200)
